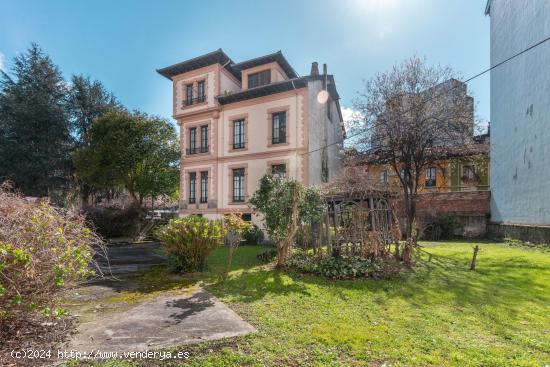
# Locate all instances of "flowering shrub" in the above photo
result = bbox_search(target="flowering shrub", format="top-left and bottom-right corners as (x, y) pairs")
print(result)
(287, 253), (399, 279)
(156, 215), (225, 272)
(0, 186), (100, 321)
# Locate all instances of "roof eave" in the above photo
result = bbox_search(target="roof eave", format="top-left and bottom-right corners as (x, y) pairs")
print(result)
(484, 0), (491, 15)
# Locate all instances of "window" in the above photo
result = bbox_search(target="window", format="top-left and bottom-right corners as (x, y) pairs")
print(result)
(188, 173), (196, 203)
(197, 80), (205, 103)
(242, 213), (252, 222)
(185, 84), (193, 105)
(233, 120), (245, 149)
(326, 98), (332, 120)
(271, 164), (286, 179)
(200, 125), (208, 153)
(232, 168), (245, 202)
(426, 167), (436, 187)
(380, 170), (388, 185)
(271, 112), (286, 144)
(248, 69), (271, 88)
(200, 171), (208, 203)
(188, 128), (197, 154)
(463, 165), (475, 179)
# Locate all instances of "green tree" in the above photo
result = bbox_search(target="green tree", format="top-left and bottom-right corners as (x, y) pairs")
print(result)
(249, 175), (324, 266)
(0, 43), (72, 199)
(66, 75), (120, 204)
(67, 74), (119, 147)
(73, 109), (179, 204)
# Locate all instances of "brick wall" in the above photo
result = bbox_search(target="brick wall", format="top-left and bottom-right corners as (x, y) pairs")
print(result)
(395, 191), (491, 237)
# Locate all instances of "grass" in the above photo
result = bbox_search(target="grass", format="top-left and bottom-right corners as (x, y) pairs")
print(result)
(72, 241), (550, 367)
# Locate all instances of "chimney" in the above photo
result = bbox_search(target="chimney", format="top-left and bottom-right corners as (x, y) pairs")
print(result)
(323, 63), (327, 76)
(310, 62), (319, 76)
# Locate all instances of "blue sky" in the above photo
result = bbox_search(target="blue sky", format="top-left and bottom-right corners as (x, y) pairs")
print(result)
(0, 0), (490, 127)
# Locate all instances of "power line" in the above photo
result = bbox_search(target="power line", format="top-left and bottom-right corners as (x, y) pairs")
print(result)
(301, 34), (550, 157)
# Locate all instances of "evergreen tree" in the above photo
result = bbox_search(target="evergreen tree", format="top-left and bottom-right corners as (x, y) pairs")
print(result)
(66, 74), (120, 204)
(0, 43), (72, 198)
(67, 74), (120, 147)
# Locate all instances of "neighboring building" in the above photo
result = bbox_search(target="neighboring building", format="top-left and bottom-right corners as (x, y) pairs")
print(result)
(157, 50), (344, 226)
(350, 79), (491, 237)
(485, 0), (550, 242)
(363, 137), (490, 193)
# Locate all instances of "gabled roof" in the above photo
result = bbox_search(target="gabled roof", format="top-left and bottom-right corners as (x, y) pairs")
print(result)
(157, 50), (299, 81)
(156, 49), (240, 80)
(232, 51), (299, 79)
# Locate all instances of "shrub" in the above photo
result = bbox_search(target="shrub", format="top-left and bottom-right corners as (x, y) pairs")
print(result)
(155, 215), (225, 272)
(248, 175), (324, 266)
(287, 253), (399, 279)
(0, 186), (100, 321)
(83, 203), (144, 238)
(422, 214), (463, 240)
(243, 224), (264, 245)
(257, 249), (278, 263)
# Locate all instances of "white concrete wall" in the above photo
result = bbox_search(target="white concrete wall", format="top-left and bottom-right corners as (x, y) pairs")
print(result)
(220, 71), (241, 95)
(307, 79), (344, 186)
(489, 0), (550, 225)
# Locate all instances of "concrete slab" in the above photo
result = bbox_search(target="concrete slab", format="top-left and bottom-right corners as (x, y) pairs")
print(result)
(68, 288), (255, 353)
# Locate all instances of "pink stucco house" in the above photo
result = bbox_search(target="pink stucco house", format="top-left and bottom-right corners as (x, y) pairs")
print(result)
(157, 49), (345, 225)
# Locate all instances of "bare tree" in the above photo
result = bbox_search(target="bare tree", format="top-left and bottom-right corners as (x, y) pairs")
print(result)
(353, 56), (474, 265)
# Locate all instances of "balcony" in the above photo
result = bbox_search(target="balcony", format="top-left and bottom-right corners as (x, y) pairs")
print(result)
(183, 94), (206, 107)
(186, 146), (209, 155)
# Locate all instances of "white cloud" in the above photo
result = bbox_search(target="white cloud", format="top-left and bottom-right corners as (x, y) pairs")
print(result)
(0, 52), (5, 72)
(341, 106), (361, 131)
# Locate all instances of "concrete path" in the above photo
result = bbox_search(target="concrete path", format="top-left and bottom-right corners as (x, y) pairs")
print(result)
(67, 242), (255, 353)
(94, 242), (167, 275)
(68, 288), (255, 353)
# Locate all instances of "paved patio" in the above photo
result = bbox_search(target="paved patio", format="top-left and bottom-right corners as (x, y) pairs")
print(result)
(67, 242), (255, 354)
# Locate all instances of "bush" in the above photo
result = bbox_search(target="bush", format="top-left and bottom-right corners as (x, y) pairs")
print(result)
(422, 214), (463, 241)
(83, 203), (144, 238)
(257, 249), (278, 263)
(0, 186), (100, 321)
(243, 224), (264, 245)
(287, 253), (399, 279)
(156, 215), (225, 272)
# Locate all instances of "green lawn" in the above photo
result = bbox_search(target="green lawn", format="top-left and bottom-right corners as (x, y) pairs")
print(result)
(81, 242), (550, 367)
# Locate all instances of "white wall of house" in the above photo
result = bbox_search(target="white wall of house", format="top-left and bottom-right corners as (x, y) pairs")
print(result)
(488, 0), (550, 225)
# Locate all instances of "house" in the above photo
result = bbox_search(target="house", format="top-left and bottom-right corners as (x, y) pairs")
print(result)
(157, 50), (344, 226)
(485, 0), (550, 242)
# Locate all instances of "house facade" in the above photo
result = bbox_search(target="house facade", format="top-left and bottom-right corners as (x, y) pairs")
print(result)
(157, 50), (344, 226)
(485, 0), (550, 242)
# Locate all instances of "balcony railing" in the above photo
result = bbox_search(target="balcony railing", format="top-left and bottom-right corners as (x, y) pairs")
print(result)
(183, 94), (206, 106)
(186, 146), (209, 155)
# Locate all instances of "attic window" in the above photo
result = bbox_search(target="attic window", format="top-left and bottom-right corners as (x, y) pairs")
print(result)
(248, 70), (271, 88)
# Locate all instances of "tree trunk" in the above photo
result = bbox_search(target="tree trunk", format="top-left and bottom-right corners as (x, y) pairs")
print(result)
(402, 186), (417, 266)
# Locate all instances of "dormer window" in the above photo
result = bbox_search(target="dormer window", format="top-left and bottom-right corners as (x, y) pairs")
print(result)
(248, 70), (271, 88)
